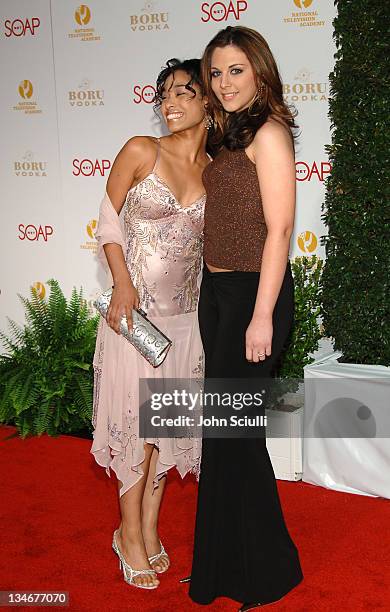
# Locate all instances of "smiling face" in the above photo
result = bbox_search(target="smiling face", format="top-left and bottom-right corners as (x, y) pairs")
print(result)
(160, 69), (205, 133)
(210, 45), (258, 113)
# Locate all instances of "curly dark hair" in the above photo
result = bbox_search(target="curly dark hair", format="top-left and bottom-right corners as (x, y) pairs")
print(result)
(201, 26), (298, 154)
(153, 58), (203, 112)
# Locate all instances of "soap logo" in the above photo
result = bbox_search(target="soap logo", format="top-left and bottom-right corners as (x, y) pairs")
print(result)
(69, 4), (100, 41)
(296, 161), (331, 182)
(72, 158), (111, 177)
(81, 219), (98, 253)
(86, 219), (98, 239)
(4, 17), (41, 37)
(31, 281), (46, 299)
(18, 224), (54, 242)
(68, 78), (104, 108)
(130, 1), (169, 32)
(19, 79), (33, 99)
(132, 84), (156, 104)
(283, 68), (328, 103)
(201, 1), (248, 22)
(75, 5), (91, 25)
(14, 151), (48, 177)
(297, 231), (317, 253)
(293, 0), (313, 8)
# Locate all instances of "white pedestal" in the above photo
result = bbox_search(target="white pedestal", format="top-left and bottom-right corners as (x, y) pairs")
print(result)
(266, 402), (304, 481)
(303, 352), (390, 498)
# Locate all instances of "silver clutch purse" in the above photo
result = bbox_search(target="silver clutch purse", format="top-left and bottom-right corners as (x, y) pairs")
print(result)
(94, 289), (172, 368)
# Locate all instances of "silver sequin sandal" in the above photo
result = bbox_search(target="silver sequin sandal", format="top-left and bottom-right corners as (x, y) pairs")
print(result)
(112, 530), (159, 590)
(148, 540), (170, 574)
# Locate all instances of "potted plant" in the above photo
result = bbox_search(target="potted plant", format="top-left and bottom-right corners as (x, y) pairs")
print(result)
(0, 280), (98, 438)
(265, 255), (323, 481)
(303, 0), (390, 498)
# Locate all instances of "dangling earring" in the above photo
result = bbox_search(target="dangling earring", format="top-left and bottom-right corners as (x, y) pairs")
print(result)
(248, 82), (266, 116)
(258, 82), (266, 101)
(203, 112), (213, 130)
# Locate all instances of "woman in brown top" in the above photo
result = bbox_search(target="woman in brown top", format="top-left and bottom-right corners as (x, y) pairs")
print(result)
(187, 27), (303, 610)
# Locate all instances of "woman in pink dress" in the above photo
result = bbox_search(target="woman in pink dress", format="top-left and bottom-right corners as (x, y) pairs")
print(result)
(91, 59), (210, 590)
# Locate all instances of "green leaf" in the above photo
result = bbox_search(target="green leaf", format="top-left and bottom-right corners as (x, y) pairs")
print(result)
(0, 280), (97, 437)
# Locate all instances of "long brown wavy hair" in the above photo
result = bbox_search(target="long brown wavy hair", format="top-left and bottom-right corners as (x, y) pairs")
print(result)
(201, 26), (297, 154)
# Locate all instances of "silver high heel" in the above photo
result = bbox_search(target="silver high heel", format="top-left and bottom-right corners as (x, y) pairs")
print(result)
(148, 540), (170, 574)
(179, 575), (191, 583)
(112, 530), (158, 590)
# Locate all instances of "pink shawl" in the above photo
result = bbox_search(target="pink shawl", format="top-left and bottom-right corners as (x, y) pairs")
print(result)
(95, 192), (126, 270)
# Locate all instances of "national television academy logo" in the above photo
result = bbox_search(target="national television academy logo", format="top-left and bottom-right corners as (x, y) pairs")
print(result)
(297, 231), (317, 253)
(75, 4), (91, 25)
(31, 282), (46, 299)
(69, 5), (101, 41)
(86, 219), (97, 239)
(81, 219), (98, 254)
(283, 0), (325, 28)
(293, 0), (313, 8)
(13, 80), (42, 114)
(19, 79), (33, 99)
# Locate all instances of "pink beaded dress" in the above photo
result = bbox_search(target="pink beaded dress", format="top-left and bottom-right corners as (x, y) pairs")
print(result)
(91, 140), (204, 496)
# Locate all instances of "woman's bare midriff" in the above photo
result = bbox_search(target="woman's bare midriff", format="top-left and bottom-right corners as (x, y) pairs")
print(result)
(205, 262), (234, 272)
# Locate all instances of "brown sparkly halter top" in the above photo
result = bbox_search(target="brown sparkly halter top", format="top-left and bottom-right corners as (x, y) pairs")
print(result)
(202, 147), (267, 272)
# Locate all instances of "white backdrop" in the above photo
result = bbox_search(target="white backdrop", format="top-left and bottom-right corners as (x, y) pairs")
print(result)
(0, 0), (336, 328)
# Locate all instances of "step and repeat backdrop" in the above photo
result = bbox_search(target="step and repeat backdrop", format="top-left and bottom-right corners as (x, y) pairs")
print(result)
(0, 0), (336, 328)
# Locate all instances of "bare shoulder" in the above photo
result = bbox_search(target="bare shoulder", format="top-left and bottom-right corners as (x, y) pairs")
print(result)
(110, 135), (158, 184)
(107, 136), (159, 198)
(253, 118), (293, 149)
(118, 135), (157, 163)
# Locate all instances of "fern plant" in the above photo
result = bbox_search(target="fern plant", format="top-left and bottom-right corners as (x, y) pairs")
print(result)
(0, 280), (99, 437)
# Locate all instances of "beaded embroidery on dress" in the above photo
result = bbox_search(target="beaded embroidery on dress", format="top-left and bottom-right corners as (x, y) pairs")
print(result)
(91, 139), (204, 495)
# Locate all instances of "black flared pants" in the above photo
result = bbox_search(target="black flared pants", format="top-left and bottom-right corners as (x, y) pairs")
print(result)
(189, 263), (303, 605)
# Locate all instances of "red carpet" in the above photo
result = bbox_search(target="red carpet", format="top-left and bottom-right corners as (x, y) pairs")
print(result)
(1, 425), (389, 611)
